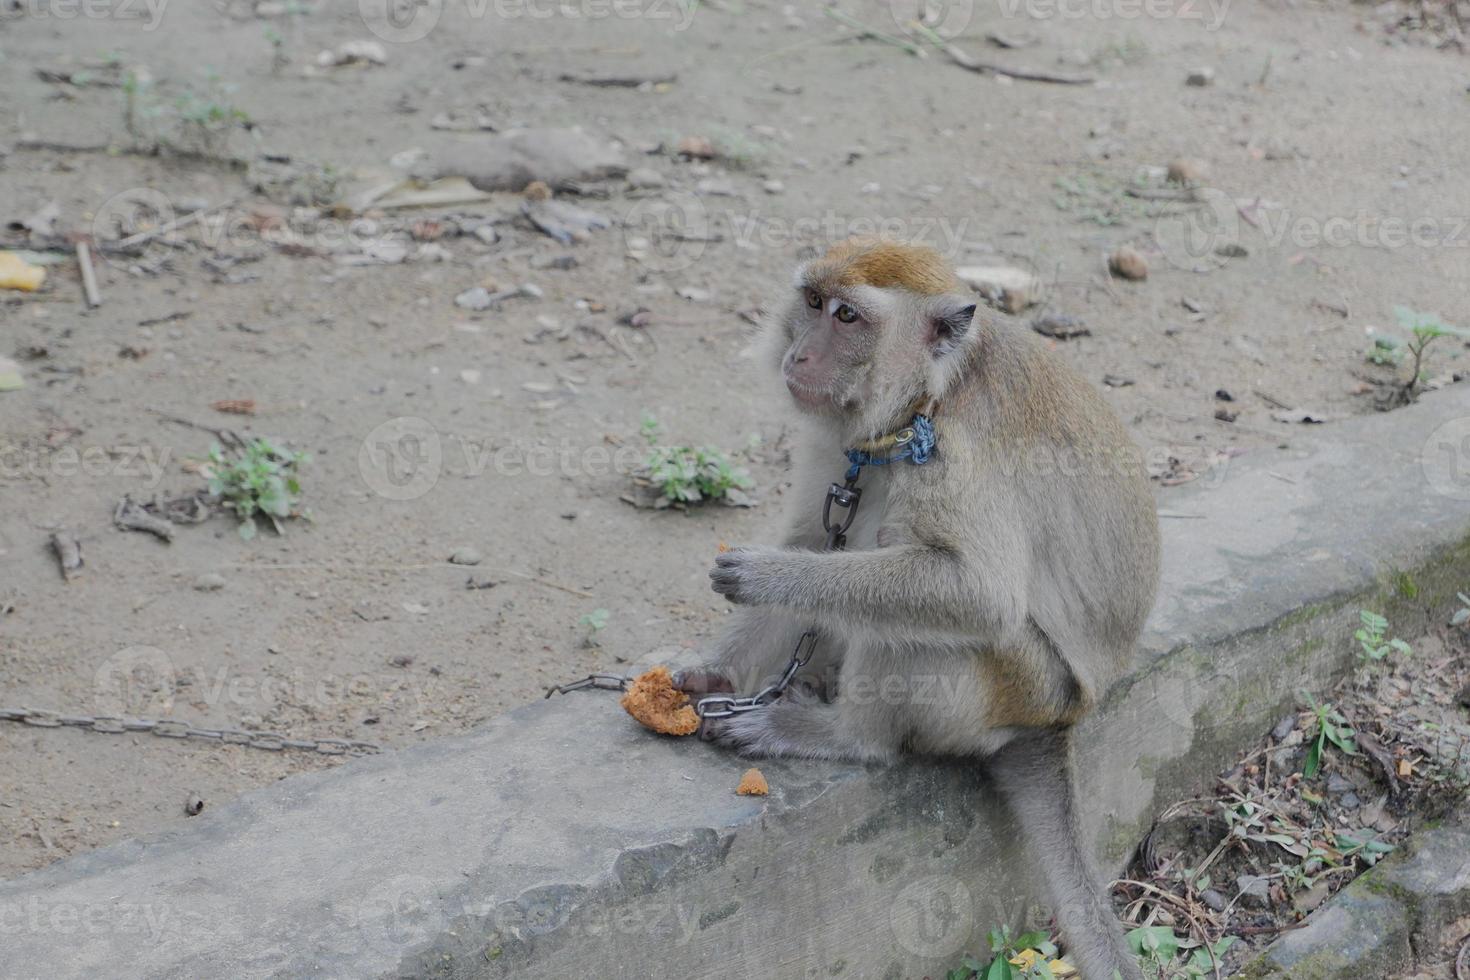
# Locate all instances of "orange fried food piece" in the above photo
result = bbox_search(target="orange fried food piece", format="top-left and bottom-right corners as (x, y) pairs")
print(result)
(620, 666), (700, 736)
(736, 768), (768, 796)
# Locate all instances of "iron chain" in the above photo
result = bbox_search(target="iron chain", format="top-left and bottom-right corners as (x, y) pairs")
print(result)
(543, 673), (634, 698)
(544, 465), (868, 723)
(695, 471), (863, 719)
(0, 707), (380, 755)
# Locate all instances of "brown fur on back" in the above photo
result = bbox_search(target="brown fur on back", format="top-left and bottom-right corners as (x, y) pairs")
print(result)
(805, 237), (960, 296)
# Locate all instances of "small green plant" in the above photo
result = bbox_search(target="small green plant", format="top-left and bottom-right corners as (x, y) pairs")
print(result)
(1127, 926), (1234, 979)
(124, 68), (255, 160)
(1333, 831), (1395, 868)
(638, 414), (755, 507)
(1452, 591), (1470, 627)
(1354, 610), (1412, 661)
(1368, 307), (1465, 404)
(207, 438), (308, 540)
(1302, 694), (1356, 778)
(947, 926), (1065, 979)
(577, 608), (610, 647)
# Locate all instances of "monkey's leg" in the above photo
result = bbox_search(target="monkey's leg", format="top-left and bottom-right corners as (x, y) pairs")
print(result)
(707, 642), (914, 763)
(707, 691), (902, 763)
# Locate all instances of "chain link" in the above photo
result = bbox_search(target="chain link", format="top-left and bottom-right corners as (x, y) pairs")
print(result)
(0, 707), (380, 755)
(543, 673), (634, 698)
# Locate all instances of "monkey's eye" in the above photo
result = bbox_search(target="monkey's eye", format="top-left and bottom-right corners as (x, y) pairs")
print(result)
(834, 304), (859, 324)
(806, 289), (822, 310)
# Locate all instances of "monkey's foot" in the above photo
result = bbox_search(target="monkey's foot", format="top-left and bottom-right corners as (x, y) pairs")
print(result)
(704, 695), (897, 764)
(670, 666), (735, 696)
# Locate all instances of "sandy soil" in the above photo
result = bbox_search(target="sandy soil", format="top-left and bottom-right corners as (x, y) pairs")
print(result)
(2, 0), (1469, 877)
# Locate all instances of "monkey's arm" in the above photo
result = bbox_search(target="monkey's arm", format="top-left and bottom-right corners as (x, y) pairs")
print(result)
(710, 543), (1027, 644)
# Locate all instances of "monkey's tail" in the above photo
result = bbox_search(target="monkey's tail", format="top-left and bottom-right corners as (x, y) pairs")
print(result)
(987, 728), (1143, 980)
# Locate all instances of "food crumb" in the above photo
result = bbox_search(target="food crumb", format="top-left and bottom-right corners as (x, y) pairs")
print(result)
(736, 767), (769, 796)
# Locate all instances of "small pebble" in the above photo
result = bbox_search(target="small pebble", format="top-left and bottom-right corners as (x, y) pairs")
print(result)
(1109, 246), (1149, 281)
(449, 546), (483, 566)
(626, 167), (666, 189)
(1186, 66), (1216, 86)
(1166, 158), (1207, 184)
(193, 573), (227, 592)
(1236, 874), (1270, 908)
(1270, 713), (1295, 740)
(455, 287), (492, 311)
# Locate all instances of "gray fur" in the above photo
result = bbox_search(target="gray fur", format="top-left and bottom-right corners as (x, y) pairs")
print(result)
(682, 255), (1159, 980)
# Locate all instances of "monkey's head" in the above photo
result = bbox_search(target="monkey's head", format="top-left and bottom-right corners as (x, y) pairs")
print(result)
(777, 237), (977, 432)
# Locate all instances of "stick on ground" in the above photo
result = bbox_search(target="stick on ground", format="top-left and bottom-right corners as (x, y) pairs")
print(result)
(76, 241), (101, 308)
(911, 23), (1095, 84)
(50, 532), (83, 581)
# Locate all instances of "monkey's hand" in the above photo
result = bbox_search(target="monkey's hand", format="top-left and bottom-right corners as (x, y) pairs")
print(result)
(709, 546), (787, 605)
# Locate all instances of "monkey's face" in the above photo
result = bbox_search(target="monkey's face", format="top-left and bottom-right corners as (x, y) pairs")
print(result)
(780, 263), (977, 421)
(775, 239), (977, 423)
(779, 285), (884, 415)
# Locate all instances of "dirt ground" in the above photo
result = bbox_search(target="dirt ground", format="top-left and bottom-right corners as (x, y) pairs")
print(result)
(2, 0), (1469, 878)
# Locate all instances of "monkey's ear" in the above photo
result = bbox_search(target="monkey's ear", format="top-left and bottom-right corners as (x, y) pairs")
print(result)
(929, 299), (976, 355)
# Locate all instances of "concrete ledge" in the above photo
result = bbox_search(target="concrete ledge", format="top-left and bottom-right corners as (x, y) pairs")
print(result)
(7, 389), (1470, 979)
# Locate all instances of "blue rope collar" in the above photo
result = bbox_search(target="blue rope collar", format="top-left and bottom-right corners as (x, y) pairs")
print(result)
(844, 413), (937, 482)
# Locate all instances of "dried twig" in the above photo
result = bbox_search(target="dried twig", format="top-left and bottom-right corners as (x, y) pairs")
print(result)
(50, 532), (83, 581)
(76, 241), (101, 308)
(146, 407), (245, 449)
(911, 22), (1095, 84)
(112, 198), (241, 251)
(113, 497), (175, 542)
(558, 72), (677, 88)
(223, 561), (594, 598)
(823, 8), (925, 56)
